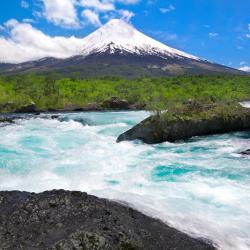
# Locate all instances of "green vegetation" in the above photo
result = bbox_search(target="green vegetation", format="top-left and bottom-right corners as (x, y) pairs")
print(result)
(160, 101), (250, 123)
(0, 74), (249, 112)
(117, 101), (250, 144)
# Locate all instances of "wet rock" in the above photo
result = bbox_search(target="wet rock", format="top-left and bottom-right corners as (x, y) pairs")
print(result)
(58, 116), (93, 125)
(0, 118), (15, 124)
(241, 149), (250, 155)
(51, 115), (59, 119)
(0, 190), (215, 250)
(102, 97), (129, 110)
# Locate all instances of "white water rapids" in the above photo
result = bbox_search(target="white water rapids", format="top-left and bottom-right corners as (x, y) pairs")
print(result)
(0, 111), (249, 250)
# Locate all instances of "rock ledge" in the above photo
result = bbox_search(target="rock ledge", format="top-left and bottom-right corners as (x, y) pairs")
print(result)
(0, 190), (215, 250)
(117, 103), (250, 144)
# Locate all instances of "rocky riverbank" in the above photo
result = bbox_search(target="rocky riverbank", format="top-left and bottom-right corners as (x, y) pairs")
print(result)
(0, 117), (15, 124)
(0, 190), (215, 250)
(0, 97), (145, 113)
(117, 102), (250, 144)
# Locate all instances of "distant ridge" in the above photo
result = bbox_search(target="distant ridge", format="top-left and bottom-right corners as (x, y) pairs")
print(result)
(0, 19), (243, 77)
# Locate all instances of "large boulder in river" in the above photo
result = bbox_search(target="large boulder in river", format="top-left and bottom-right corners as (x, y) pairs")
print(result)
(117, 103), (250, 144)
(0, 190), (215, 250)
(102, 97), (129, 110)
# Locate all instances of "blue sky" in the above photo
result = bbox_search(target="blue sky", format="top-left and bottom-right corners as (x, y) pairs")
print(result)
(0, 0), (249, 71)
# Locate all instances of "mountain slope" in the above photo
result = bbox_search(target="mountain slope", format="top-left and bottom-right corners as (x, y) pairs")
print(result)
(79, 19), (200, 60)
(0, 19), (243, 77)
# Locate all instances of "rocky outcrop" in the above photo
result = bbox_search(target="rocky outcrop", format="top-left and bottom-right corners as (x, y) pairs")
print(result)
(0, 190), (215, 250)
(129, 103), (146, 110)
(0, 98), (145, 113)
(117, 105), (250, 144)
(102, 97), (129, 110)
(61, 103), (102, 112)
(15, 102), (39, 113)
(241, 149), (250, 155)
(82, 102), (102, 111)
(0, 117), (15, 124)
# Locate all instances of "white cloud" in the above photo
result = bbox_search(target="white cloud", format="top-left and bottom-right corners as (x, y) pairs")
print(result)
(209, 32), (218, 38)
(117, 0), (140, 4)
(40, 0), (139, 28)
(21, 0), (29, 9)
(244, 23), (250, 38)
(4, 19), (18, 28)
(42, 0), (79, 28)
(160, 4), (175, 13)
(240, 61), (246, 66)
(22, 18), (35, 23)
(0, 19), (86, 63)
(79, 0), (137, 24)
(165, 34), (177, 40)
(82, 9), (102, 26)
(33, 11), (43, 19)
(80, 0), (115, 12)
(0, 0), (142, 63)
(239, 66), (250, 72)
(118, 10), (135, 22)
(147, 0), (157, 4)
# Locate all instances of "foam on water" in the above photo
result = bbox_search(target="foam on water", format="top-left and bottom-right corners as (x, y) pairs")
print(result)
(0, 111), (250, 250)
(240, 101), (250, 108)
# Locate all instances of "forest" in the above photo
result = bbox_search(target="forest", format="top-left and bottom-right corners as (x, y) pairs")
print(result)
(0, 74), (249, 112)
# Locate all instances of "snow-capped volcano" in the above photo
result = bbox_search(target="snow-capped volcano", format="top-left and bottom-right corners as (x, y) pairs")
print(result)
(80, 19), (200, 61)
(0, 19), (242, 77)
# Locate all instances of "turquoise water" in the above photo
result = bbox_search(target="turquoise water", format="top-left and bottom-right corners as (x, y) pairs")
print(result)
(0, 111), (250, 250)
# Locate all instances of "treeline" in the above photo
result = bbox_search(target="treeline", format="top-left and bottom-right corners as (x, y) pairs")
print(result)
(0, 74), (249, 112)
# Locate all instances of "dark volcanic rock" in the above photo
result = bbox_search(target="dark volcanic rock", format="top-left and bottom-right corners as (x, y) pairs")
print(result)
(241, 149), (250, 155)
(51, 115), (59, 119)
(15, 102), (38, 113)
(102, 97), (129, 110)
(117, 106), (250, 144)
(0, 117), (15, 124)
(0, 190), (215, 250)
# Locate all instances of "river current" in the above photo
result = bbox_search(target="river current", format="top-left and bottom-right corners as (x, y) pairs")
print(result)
(0, 111), (249, 250)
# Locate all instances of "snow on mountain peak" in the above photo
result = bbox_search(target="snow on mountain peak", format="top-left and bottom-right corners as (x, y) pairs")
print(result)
(81, 19), (200, 61)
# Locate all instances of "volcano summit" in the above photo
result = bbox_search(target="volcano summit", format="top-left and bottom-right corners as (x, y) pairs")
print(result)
(0, 19), (242, 77)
